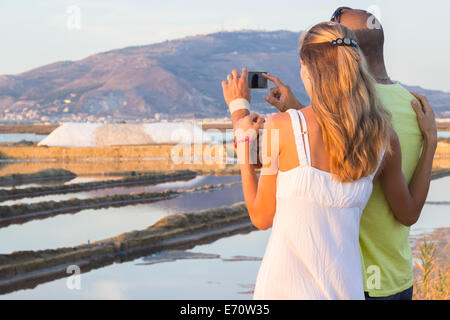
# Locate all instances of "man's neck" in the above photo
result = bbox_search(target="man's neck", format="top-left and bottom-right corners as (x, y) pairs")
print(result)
(366, 57), (394, 84)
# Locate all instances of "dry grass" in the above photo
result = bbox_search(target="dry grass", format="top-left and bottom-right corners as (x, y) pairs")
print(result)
(436, 140), (450, 156)
(433, 140), (450, 170)
(413, 230), (450, 300)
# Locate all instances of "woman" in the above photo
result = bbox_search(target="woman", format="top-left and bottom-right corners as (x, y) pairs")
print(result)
(221, 22), (437, 299)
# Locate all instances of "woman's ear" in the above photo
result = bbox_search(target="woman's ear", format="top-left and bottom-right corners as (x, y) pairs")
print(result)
(300, 60), (309, 79)
(300, 60), (308, 75)
(300, 60), (311, 97)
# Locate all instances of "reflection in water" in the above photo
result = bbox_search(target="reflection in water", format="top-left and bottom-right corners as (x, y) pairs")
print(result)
(1, 175), (238, 205)
(222, 256), (262, 262)
(63, 176), (124, 185)
(438, 131), (450, 138)
(410, 204), (450, 237)
(1, 177), (448, 299)
(0, 176), (243, 253)
(410, 176), (450, 237)
(136, 251), (262, 266)
(1, 228), (270, 300)
(0, 175), (124, 192)
(425, 176), (450, 202)
(137, 251), (221, 265)
(0, 183), (43, 190)
(0, 133), (47, 143)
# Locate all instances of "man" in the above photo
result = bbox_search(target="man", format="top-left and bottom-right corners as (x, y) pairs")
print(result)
(338, 8), (423, 300)
(224, 8), (424, 300)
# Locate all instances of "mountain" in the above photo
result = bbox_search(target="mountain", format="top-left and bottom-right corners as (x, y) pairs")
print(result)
(0, 30), (448, 122)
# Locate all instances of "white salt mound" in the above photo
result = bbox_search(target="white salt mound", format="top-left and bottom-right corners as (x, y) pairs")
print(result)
(38, 123), (101, 147)
(38, 122), (211, 147)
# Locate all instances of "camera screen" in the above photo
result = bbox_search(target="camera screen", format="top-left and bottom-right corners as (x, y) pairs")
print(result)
(248, 71), (268, 89)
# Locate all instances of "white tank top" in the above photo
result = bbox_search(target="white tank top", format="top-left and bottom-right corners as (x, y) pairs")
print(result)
(253, 109), (385, 300)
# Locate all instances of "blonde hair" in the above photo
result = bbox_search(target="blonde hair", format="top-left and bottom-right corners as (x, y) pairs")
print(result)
(299, 22), (391, 182)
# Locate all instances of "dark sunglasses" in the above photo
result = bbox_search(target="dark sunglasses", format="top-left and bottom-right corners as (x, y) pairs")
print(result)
(330, 6), (352, 23)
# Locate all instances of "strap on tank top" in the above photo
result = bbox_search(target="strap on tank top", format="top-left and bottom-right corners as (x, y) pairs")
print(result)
(287, 109), (311, 167)
(297, 110), (312, 165)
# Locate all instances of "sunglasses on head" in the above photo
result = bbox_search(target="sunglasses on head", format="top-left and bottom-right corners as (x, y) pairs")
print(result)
(330, 6), (352, 23)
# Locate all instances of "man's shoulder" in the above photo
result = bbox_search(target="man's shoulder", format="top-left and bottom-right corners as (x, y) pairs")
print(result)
(376, 82), (415, 100)
(376, 83), (420, 120)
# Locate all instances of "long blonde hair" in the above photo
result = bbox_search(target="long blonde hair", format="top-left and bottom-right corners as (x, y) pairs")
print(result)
(299, 22), (391, 182)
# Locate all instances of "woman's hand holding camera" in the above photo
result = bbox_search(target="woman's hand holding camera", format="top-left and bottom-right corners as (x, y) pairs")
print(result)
(222, 68), (252, 107)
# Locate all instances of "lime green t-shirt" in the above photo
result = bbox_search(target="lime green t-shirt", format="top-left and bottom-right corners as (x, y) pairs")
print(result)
(360, 83), (423, 297)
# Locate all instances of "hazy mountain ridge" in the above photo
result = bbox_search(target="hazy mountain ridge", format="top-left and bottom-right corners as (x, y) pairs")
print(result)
(0, 30), (448, 122)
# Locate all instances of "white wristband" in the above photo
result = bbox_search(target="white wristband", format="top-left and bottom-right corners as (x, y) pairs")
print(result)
(229, 98), (250, 114)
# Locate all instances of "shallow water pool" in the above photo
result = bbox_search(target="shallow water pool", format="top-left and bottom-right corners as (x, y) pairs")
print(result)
(0, 175), (237, 205)
(1, 176), (448, 299)
(0, 176), (242, 253)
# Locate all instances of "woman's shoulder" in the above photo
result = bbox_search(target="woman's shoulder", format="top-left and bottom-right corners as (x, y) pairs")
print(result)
(265, 112), (291, 129)
(265, 106), (314, 129)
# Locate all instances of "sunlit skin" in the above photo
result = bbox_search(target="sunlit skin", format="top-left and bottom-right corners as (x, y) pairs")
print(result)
(222, 68), (437, 230)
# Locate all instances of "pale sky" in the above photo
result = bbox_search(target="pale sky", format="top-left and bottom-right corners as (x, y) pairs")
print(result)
(0, 0), (449, 92)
